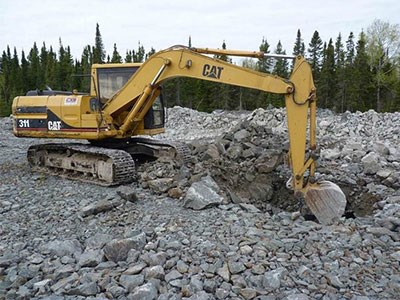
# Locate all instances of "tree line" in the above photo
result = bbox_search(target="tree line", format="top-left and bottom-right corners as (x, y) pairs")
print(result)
(1, 20), (399, 116)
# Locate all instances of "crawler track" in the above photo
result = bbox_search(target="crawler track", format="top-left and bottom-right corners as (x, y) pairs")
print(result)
(27, 143), (136, 186)
(26, 138), (191, 186)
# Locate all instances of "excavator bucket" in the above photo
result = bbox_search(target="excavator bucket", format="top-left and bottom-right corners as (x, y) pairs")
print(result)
(303, 181), (346, 225)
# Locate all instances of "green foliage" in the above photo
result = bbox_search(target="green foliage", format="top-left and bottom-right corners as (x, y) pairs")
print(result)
(307, 31), (324, 81)
(111, 43), (122, 63)
(319, 39), (336, 109)
(365, 19), (400, 111)
(257, 37), (272, 72)
(93, 23), (105, 64)
(1, 20), (399, 117)
(293, 29), (305, 56)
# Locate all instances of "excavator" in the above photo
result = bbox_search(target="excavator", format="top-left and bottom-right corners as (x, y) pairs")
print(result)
(12, 45), (346, 225)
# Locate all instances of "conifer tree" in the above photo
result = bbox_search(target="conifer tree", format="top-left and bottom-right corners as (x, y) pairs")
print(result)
(334, 33), (346, 111)
(28, 42), (40, 89)
(45, 46), (57, 89)
(319, 39), (336, 109)
(293, 29), (305, 56)
(57, 40), (74, 90)
(20, 51), (29, 92)
(257, 37), (272, 72)
(80, 45), (92, 92)
(272, 41), (289, 78)
(270, 41), (289, 107)
(353, 31), (374, 110)
(133, 42), (145, 62)
(11, 48), (22, 96)
(343, 32), (356, 111)
(111, 43), (122, 63)
(307, 31), (323, 81)
(93, 23), (105, 64)
(145, 47), (156, 60)
(125, 50), (133, 63)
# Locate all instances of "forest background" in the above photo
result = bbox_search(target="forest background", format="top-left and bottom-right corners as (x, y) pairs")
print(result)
(0, 20), (399, 116)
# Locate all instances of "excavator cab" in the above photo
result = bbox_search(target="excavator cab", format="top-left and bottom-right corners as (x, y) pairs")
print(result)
(93, 63), (141, 105)
(93, 62), (166, 132)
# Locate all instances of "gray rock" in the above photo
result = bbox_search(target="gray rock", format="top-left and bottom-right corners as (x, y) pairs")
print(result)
(176, 260), (189, 273)
(103, 233), (146, 262)
(183, 176), (224, 210)
(85, 233), (114, 249)
(51, 273), (80, 293)
(262, 267), (288, 290)
(117, 185), (138, 202)
(80, 199), (121, 217)
(248, 181), (273, 202)
(234, 129), (250, 142)
(240, 288), (258, 299)
(217, 263), (231, 282)
(202, 144), (220, 161)
(188, 291), (214, 299)
(255, 152), (282, 173)
(321, 148), (341, 160)
(216, 287), (230, 299)
(44, 239), (83, 258)
(144, 265), (165, 280)
(165, 269), (183, 282)
(284, 294), (310, 300)
(147, 178), (174, 193)
(107, 284), (126, 298)
(66, 282), (99, 296)
(77, 249), (104, 267)
(123, 262), (147, 275)
(128, 282), (158, 300)
(227, 144), (243, 160)
(228, 260), (247, 274)
(361, 152), (381, 175)
(119, 274), (145, 292)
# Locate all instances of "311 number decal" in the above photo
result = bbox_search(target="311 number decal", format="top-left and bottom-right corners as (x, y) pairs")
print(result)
(18, 119), (30, 128)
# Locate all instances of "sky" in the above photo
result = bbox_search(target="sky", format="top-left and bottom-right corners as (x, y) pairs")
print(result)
(1, 0), (399, 61)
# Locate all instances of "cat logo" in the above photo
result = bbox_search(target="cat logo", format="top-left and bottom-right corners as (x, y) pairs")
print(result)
(48, 120), (62, 130)
(202, 64), (224, 79)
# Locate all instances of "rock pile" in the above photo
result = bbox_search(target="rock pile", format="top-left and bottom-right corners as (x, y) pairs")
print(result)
(0, 106), (399, 299)
(142, 107), (400, 217)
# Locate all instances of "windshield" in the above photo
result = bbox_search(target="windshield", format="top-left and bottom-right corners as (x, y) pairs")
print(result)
(97, 67), (139, 102)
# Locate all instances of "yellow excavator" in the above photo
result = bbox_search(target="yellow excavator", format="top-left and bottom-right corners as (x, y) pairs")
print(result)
(12, 45), (346, 225)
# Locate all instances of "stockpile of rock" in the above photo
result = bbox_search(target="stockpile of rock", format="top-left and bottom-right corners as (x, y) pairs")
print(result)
(142, 107), (400, 217)
(1, 106), (400, 299)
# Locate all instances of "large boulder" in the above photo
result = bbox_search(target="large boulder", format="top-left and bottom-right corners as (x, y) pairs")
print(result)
(183, 176), (224, 210)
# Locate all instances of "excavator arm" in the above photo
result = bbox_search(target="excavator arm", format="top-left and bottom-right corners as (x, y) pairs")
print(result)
(102, 45), (346, 224)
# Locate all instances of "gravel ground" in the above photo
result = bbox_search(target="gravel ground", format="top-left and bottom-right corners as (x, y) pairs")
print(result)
(0, 107), (399, 300)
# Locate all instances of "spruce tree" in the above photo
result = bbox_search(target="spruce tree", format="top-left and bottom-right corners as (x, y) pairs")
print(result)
(319, 39), (336, 109)
(125, 50), (133, 63)
(272, 41), (289, 78)
(28, 42), (40, 89)
(93, 23), (105, 64)
(271, 41), (289, 107)
(334, 33), (346, 111)
(57, 40), (74, 90)
(293, 29), (305, 56)
(20, 51), (29, 93)
(307, 30), (323, 81)
(133, 42), (145, 62)
(353, 31), (374, 111)
(80, 45), (92, 92)
(344, 32), (356, 111)
(111, 43), (122, 63)
(257, 37), (272, 72)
